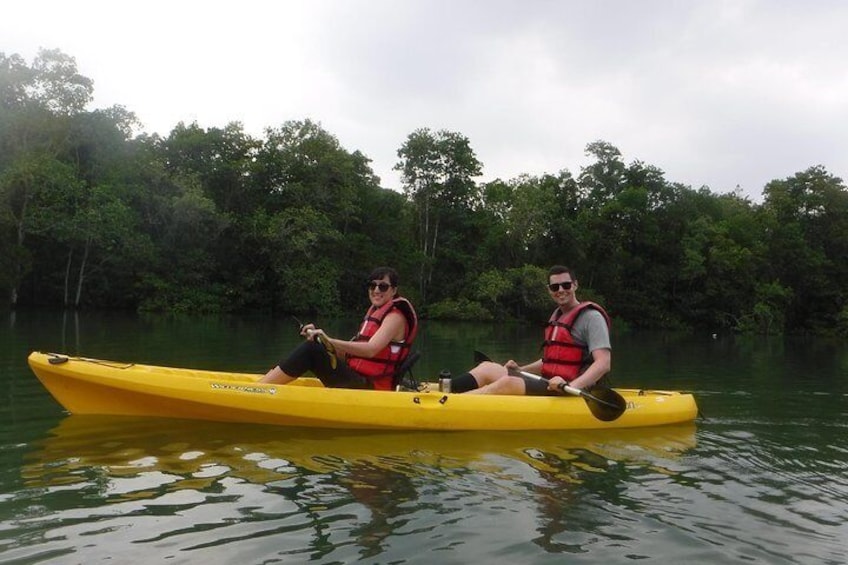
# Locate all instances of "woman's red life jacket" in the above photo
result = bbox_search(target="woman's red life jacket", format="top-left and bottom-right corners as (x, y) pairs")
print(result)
(541, 302), (610, 381)
(346, 297), (418, 390)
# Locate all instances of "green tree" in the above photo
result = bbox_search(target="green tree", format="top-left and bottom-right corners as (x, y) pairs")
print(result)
(395, 128), (482, 303)
(249, 119), (383, 313)
(761, 166), (848, 333)
(0, 49), (94, 306)
(264, 206), (342, 314)
(256, 120), (362, 222)
(0, 154), (79, 303)
(28, 48), (93, 115)
(578, 140), (626, 206)
(56, 107), (149, 307)
(668, 188), (764, 331)
(161, 121), (259, 215)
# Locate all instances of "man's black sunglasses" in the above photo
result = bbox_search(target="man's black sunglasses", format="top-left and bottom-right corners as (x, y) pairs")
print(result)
(548, 281), (573, 292)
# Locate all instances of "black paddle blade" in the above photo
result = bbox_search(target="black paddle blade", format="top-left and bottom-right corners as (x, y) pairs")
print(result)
(473, 350), (492, 364)
(582, 388), (627, 422)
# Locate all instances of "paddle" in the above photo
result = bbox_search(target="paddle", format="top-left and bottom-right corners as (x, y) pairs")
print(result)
(294, 316), (338, 369)
(473, 350), (492, 365)
(473, 350), (626, 422)
(314, 333), (338, 369)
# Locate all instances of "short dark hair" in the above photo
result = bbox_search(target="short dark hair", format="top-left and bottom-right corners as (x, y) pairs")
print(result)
(368, 266), (399, 287)
(548, 265), (576, 280)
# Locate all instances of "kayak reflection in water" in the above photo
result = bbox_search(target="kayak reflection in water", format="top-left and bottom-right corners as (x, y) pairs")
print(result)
(339, 461), (419, 558)
(260, 267), (418, 391)
(452, 265), (612, 396)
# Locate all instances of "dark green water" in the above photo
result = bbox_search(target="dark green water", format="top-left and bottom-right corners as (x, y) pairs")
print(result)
(1, 311), (847, 563)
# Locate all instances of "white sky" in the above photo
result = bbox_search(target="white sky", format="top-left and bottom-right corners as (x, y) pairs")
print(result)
(4, 0), (848, 201)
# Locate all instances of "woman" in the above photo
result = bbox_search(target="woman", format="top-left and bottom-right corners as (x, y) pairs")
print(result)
(261, 267), (418, 390)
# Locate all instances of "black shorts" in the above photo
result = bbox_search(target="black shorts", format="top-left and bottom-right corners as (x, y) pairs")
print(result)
(521, 375), (560, 396)
(279, 340), (374, 389)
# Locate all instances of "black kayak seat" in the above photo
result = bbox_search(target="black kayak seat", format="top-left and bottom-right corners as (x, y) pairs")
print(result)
(393, 350), (421, 391)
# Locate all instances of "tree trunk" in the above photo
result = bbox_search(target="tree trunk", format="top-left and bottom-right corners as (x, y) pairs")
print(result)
(418, 195), (430, 303)
(427, 215), (440, 288)
(74, 237), (91, 307)
(63, 248), (74, 307)
(10, 193), (28, 308)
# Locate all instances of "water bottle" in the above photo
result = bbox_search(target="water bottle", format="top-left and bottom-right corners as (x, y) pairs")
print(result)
(438, 369), (452, 393)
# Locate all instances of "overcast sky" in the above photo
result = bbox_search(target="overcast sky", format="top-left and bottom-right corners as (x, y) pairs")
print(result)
(4, 0), (847, 201)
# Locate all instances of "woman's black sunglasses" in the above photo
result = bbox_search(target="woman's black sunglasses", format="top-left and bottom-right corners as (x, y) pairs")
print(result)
(367, 281), (392, 292)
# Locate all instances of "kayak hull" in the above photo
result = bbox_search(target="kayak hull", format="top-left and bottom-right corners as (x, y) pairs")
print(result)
(28, 352), (698, 431)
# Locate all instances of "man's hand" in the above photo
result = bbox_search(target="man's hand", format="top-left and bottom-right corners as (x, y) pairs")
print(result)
(548, 376), (568, 392)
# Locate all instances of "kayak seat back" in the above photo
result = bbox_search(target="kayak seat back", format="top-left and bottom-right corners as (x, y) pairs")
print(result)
(393, 350), (421, 391)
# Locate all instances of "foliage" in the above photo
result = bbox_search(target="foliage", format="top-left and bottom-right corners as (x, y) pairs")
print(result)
(469, 265), (550, 321)
(426, 298), (493, 321)
(837, 304), (848, 337)
(3, 48), (848, 336)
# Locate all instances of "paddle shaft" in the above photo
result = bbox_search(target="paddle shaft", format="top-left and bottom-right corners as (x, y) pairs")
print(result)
(517, 369), (583, 397)
(476, 351), (583, 396)
(514, 368), (621, 410)
(477, 349), (607, 401)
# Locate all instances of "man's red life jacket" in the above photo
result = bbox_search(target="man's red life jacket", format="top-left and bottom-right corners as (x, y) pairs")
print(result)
(541, 302), (610, 381)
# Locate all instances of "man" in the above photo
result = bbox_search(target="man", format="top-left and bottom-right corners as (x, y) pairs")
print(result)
(451, 265), (611, 395)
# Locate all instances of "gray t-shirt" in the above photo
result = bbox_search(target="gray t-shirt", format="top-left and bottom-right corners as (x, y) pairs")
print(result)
(571, 308), (612, 353)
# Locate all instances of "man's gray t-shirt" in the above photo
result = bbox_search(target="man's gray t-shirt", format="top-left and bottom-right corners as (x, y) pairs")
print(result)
(571, 308), (611, 353)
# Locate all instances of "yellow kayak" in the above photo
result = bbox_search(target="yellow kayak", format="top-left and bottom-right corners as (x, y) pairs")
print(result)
(27, 351), (698, 431)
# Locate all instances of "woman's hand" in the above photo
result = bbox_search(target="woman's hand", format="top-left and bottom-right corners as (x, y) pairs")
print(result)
(308, 329), (327, 342)
(301, 325), (328, 342)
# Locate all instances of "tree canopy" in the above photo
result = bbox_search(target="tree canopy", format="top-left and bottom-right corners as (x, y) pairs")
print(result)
(3, 48), (847, 336)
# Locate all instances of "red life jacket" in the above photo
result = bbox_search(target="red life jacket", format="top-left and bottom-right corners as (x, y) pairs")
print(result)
(541, 302), (610, 381)
(346, 297), (418, 390)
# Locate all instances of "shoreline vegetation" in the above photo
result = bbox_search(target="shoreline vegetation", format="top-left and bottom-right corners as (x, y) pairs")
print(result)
(2, 49), (847, 336)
